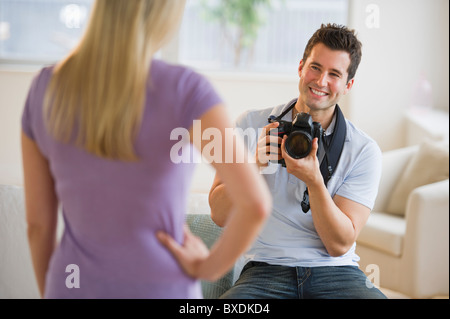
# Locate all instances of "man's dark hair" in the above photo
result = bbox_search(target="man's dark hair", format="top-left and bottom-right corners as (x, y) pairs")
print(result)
(303, 23), (362, 82)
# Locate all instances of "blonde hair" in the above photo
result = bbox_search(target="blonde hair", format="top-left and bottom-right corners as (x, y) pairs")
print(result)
(44, 0), (186, 160)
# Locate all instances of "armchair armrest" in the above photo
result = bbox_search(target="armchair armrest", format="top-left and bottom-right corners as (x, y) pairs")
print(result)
(402, 179), (449, 297)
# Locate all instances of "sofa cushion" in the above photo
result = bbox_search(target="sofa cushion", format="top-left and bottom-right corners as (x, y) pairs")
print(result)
(386, 140), (449, 216)
(357, 211), (406, 257)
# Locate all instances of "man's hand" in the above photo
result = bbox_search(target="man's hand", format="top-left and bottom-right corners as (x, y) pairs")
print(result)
(157, 225), (209, 279)
(255, 122), (283, 168)
(280, 136), (322, 187)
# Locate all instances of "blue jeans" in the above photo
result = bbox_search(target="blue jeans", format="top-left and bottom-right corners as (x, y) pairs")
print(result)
(220, 261), (387, 299)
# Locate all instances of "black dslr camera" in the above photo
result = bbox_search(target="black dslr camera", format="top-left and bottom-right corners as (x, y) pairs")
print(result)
(268, 112), (323, 167)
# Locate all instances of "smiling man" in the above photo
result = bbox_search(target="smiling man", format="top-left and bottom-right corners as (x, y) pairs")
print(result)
(209, 24), (387, 299)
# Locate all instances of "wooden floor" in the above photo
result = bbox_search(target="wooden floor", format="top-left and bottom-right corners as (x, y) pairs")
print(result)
(380, 287), (449, 299)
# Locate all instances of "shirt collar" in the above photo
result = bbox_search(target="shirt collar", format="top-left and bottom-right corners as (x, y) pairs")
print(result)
(269, 98), (297, 121)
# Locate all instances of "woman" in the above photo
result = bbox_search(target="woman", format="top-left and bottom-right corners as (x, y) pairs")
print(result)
(22, 0), (271, 298)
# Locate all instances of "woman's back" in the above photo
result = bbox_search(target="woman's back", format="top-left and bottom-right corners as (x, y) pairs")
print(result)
(22, 60), (222, 298)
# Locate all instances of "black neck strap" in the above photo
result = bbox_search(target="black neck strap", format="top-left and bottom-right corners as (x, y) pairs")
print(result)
(320, 104), (347, 186)
(281, 102), (347, 214)
(275, 99), (296, 121)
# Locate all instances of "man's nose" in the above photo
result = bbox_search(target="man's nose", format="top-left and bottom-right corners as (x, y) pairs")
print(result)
(316, 73), (327, 87)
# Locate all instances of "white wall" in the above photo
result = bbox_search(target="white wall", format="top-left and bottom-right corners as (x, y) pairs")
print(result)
(0, 67), (35, 186)
(1, 0), (449, 192)
(348, 0), (449, 151)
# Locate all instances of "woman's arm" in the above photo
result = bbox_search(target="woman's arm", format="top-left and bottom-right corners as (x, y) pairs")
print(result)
(157, 104), (272, 281)
(209, 121), (280, 227)
(21, 132), (58, 297)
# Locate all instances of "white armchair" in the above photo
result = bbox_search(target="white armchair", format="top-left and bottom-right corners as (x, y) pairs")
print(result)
(0, 184), (40, 298)
(356, 144), (449, 298)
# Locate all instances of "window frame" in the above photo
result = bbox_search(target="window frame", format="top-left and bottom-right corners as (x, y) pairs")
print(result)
(0, 0), (349, 77)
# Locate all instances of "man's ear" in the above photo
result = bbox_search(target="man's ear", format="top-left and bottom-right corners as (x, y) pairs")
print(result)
(298, 60), (304, 77)
(344, 78), (354, 94)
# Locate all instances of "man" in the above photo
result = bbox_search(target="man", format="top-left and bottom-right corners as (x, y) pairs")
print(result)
(209, 24), (386, 299)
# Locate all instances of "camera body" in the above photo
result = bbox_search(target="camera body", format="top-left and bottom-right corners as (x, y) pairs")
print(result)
(268, 112), (323, 167)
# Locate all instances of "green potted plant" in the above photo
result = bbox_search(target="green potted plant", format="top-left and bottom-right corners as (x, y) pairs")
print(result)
(200, 0), (272, 68)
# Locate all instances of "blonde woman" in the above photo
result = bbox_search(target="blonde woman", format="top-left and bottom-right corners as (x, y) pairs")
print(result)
(22, 0), (271, 298)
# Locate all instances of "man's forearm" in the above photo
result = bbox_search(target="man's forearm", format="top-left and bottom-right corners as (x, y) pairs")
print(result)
(308, 181), (359, 257)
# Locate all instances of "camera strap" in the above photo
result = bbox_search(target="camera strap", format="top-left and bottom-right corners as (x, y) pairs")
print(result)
(302, 104), (347, 213)
(273, 99), (297, 121)
(320, 104), (347, 187)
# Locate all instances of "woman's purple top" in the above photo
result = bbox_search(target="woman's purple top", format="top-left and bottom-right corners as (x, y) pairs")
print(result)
(21, 60), (222, 298)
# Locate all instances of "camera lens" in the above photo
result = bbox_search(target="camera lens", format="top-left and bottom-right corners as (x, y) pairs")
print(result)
(285, 132), (312, 159)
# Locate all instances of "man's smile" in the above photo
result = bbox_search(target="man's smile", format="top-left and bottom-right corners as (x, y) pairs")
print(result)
(310, 87), (329, 97)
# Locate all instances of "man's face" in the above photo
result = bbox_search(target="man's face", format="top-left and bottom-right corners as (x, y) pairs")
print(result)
(298, 42), (354, 112)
